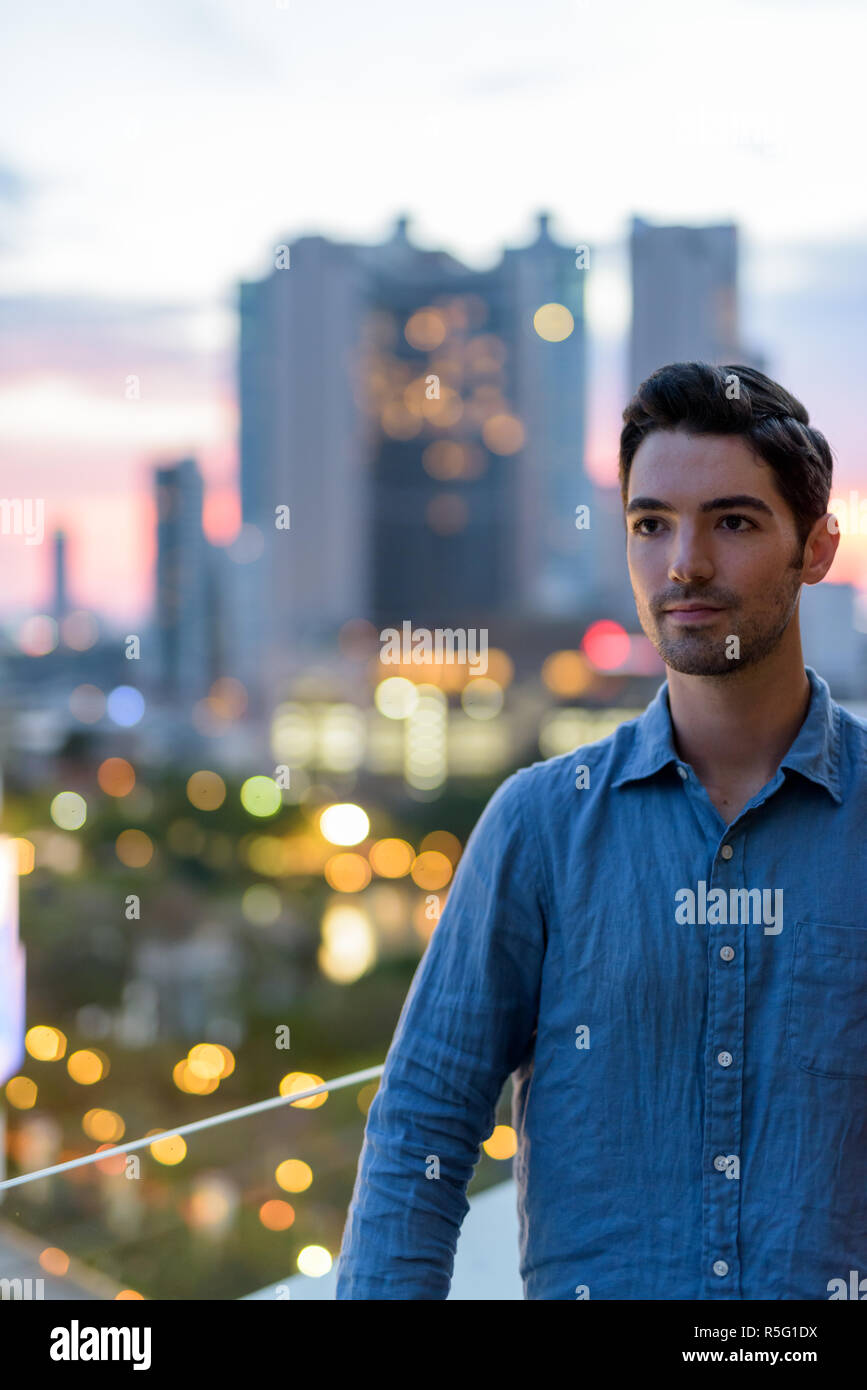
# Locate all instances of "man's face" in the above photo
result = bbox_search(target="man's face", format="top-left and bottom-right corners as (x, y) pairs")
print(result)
(625, 429), (807, 677)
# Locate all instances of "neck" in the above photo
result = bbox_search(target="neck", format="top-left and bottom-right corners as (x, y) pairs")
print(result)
(666, 626), (811, 788)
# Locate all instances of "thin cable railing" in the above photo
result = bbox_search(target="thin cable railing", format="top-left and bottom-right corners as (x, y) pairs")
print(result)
(0, 1062), (384, 1192)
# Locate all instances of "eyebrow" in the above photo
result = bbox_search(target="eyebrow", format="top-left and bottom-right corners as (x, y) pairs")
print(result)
(625, 494), (775, 518)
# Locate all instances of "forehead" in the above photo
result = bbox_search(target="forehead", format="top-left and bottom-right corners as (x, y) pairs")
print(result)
(628, 429), (771, 499)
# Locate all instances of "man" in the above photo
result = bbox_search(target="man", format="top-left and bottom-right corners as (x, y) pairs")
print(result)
(336, 362), (866, 1300)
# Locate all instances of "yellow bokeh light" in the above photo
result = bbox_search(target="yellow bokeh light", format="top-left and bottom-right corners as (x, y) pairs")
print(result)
(83, 1109), (125, 1142)
(11, 838), (36, 875)
(187, 770), (227, 811)
(25, 1025), (67, 1062)
(39, 1247), (69, 1277)
(374, 677), (418, 720)
(482, 413), (525, 455)
(405, 308), (447, 351)
(410, 851), (453, 891)
(275, 1159), (313, 1193)
(323, 852), (371, 893)
(148, 1132), (187, 1165)
(418, 830), (462, 864)
(368, 838), (414, 878)
(483, 1124), (518, 1160)
(541, 649), (592, 698)
(297, 1245), (332, 1278)
(356, 1080), (379, 1115)
(279, 1072), (328, 1109)
(67, 1049), (106, 1085)
(533, 302), (575, 342)
(240, 776), (282, 818)
(5, 1075), (37, 1109)
(115, 1290), (144, 1300)
(319, 904), (376, 983)
(115, 829), (154, 868)
(50, 791), (87, 831)
(97, 757), (136, 797)
(319, 803), (370, 846)
(188, 1043), (225, 1080)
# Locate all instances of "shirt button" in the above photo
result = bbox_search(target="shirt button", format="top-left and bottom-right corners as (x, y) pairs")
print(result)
(720, 946), (735, 962)
(677, 766), (687, 780)
(717, 1051), (733, 1068)
(713, 1260), (729, 1277)
(721, 844), (733, 860)
(713, 1154), (729, 1171)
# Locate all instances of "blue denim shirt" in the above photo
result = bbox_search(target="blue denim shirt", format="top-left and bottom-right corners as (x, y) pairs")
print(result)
(336, 665), (867, 1300)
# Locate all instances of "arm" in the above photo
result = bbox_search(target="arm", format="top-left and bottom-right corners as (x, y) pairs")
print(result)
(335, 768), (547, 1299)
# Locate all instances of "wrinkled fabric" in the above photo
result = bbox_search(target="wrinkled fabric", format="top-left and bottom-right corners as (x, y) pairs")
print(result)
(336, 666), (867, 1300)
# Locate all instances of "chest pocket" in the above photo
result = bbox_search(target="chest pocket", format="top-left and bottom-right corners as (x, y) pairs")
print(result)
(787, 921), (867, 1079)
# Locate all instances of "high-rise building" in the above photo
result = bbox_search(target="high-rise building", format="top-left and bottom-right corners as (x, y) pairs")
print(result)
(238, 214), (599, 701)
(154, 458), (210, 704)
(52, 529), (68, 621)
(628, 216), (745, 392)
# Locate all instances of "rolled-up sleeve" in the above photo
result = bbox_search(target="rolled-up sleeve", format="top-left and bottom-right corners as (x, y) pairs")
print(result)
(335, 767), (547, 1299)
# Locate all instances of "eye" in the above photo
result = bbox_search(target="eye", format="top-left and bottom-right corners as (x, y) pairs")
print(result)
(631, 517), (663, 535)
(719, 514), (756, 532)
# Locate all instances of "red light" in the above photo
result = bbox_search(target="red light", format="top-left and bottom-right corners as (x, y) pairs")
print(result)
(581, 620), (630, 671)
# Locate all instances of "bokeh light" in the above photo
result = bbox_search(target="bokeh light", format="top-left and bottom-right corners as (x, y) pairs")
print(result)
(69, 684), (105, 723)
(278, 1072), (328, 1109)
(374, 677), (418, 720)
(541, 649), (592, 698)
(115, 829), (154, 868)
(67, 1049), (108, 1085)
(242, 883), (282, 924)
(11, 837), (35, 875)
(148, 1132), (187, 1165)
(259, 1199), (295, 1231)
(319, 803), (370, 846)
(97, 757), (136, 797)
(461, 677), (504, 720)
(318, 903), (376, 983)
(25, 1025), (67, 1061)
(410, 851), (453, 891)
(418, 830), (462, 864)
(83, 1109), (125, 1142)
(275, 1159), (313, 1193)
(107, 686), (145, 727)
(481, 413), (525, 455)
(39, 1247), (70, 1277)
(18, 615), (58, 656)
(186, 767), (226, 811)
(323, 852), (371, 893)
(50, 791), (87, 830)
(404, 307), (446, 350)
(581, 619), (631, 671)
(240, 776), (282, 818)
(533, 302), (575, 341)
(483, 1124), (518, 1159)
(61, 610), (99, 651)
(5, 1076), (37, 1109)
(368, 838), (414, 878)
(297, 1245), (332, 1277)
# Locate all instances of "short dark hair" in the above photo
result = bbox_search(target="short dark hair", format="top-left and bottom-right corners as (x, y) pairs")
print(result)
(619, 362), (834, 554)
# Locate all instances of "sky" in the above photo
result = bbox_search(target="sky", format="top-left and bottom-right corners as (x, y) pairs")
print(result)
(1, 0), (866, 620)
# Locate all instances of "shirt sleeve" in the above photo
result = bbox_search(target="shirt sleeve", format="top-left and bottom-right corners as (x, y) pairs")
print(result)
(334, 767), (547, 1299)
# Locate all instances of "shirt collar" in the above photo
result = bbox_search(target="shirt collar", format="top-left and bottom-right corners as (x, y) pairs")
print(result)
(612, 664), (843, 804)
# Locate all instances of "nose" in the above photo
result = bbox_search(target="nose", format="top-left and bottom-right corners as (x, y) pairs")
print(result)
(668, 526), (714, 585)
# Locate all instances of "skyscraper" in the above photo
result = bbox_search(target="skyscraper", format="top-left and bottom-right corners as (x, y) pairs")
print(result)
(628, 216), (743, 391)
(154, 458), (210, 704)
(238, 214), (597, 702)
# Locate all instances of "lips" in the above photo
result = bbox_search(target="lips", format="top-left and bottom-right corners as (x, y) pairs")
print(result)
(663, 605), (727, 624)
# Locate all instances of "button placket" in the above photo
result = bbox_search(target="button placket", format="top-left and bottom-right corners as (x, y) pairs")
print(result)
(701, 834), (746, 1297)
